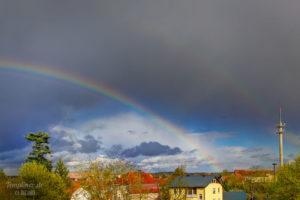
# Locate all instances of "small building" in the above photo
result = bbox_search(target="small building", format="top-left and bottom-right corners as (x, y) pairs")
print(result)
(169, 175), (223, 200)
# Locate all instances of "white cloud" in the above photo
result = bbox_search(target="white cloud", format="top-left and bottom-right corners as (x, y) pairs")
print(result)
(73, 142), (82, 150)
(51, 112), (192, 151)
(214, 146), (275, 170)
(137, 145), (277, 172)
(139, 151), (205, 172)
(48, 112), (228, 171)
(2, 113), (278, 174)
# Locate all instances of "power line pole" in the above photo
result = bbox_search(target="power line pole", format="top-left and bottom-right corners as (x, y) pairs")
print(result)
(272, 163), (277, 183)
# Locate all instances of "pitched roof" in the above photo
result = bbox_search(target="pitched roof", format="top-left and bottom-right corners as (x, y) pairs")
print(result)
(68, 172), (86, 180)
(169, 175), (216, 188)
(129, 183), (160, 194)
(115, 172), (160, 184)
(223, 192), (247, 200)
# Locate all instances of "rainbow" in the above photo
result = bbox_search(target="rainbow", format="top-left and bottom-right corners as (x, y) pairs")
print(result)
(137, 24), (271, 119)
(0, 60), (221, 171)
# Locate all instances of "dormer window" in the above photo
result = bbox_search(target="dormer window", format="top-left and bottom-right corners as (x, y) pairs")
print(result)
(211, 178), (217, 183)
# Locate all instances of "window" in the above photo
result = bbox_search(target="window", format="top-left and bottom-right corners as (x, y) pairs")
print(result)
(174, 189), (176, 195)
(187, 188), (196, 197)
(213, 188), (216, 194)
(218, 187), (220, 193)
(199, 194), (203, 200)
(188, 188), (196, 195)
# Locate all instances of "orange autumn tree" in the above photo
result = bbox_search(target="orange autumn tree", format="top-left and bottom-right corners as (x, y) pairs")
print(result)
(81, 159), (136, 200)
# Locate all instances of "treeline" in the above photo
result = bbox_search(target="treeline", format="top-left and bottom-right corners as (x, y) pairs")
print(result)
(0, 131), (183, 200)
(221, 155), (300, 200)
(0, 131), (299, 200)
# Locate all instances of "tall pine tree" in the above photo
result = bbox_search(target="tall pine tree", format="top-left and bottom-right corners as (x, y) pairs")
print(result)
(24, 131), (53, 171)
(55, 157), (71, 187)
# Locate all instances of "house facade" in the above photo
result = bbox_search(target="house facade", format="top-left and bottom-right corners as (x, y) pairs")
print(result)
(169, 175), (223, 200)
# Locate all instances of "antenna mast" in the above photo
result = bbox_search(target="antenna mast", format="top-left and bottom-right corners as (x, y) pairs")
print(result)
(276, 107), (285, 167)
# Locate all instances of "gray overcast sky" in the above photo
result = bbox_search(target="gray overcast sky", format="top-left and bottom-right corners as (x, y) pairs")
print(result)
(0, 0), (299, 173)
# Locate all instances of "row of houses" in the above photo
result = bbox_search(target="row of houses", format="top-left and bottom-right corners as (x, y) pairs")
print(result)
(68, 171), (248, 200)
(230, 169), (273, 183)
(69, 171), (163, 200)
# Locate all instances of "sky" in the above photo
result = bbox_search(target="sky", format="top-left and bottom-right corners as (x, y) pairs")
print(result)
(0, 0), (300, 175)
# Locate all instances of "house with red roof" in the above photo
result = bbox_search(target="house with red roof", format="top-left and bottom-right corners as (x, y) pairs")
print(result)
(67, 171), (163, 200)
(115, 171), (163, 200)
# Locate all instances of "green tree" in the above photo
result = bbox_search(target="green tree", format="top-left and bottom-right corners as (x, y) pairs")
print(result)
(0, 169), (7, 180)
(55, 157), (72, 189)
(24, 131), (53, 171)
(159, 166), (186, 200)
(18, 161), (67, 200)
(270, 155), (300, 200)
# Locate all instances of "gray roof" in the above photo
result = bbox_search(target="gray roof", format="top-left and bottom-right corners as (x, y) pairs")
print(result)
(223, 192), (247, 200)
(169, 175), (216, 188)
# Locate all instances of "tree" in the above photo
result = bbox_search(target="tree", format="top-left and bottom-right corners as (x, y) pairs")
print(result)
(81, 159), (137, 200)
(222, 173), (242, 192)
(270, 154), (300, 200)
(24, 131), (53, 171)
(54, 158), (72, 200)
(18, 161), (67, 200)
(0, 169), (7, 180)
(160, 166), (186, 200)
(55, 158), (71, 185)
(126, 171), (156, 200)
(0, 169), (11, 199)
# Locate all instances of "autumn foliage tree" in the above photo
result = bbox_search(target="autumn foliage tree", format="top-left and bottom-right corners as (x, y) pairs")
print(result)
(159, 166), (186, 200)
(81, 159), (137, 200)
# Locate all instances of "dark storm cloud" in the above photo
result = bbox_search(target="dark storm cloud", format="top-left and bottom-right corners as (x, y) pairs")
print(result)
(1, 0), (300, 124)
(78, 135), (102, 153)
(52, 133), (102, 154)
(1, 0), (300, 157)
(121, 141), (182, 158)
(105, 144), (123, 158)
(0, 71), (101, 152)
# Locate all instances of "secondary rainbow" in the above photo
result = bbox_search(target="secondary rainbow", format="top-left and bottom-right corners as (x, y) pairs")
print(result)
(0, 60), (221, 172)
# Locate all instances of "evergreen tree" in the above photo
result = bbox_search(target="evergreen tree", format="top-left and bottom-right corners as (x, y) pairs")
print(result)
(55, 157), (71, 187)
(0, 169), (6, 180)
(24, 131), (53, 171)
